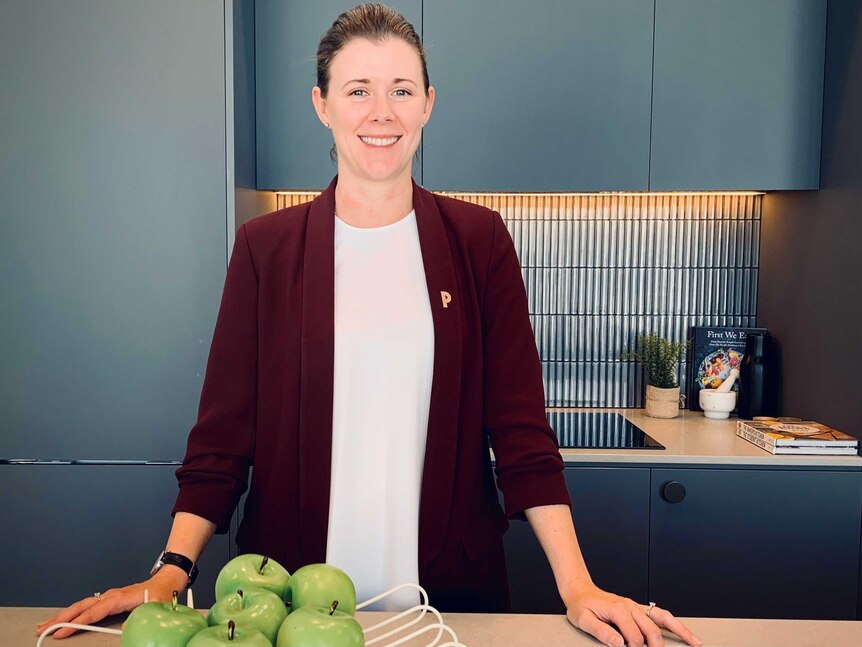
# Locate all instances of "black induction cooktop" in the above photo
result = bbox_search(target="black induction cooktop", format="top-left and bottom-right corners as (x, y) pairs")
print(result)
(546, 411), (665, 450)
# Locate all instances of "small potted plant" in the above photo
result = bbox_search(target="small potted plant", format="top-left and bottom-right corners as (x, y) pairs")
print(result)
(622, 334), (690, 418)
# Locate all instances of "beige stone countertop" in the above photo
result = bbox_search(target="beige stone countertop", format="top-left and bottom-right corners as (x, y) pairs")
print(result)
(13, 607), (862, 647)
(547, 408), (862, 467)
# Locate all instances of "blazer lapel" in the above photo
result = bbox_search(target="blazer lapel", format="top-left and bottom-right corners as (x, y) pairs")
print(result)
(413, 181), (463, 573)
(298, 176), (337, 565)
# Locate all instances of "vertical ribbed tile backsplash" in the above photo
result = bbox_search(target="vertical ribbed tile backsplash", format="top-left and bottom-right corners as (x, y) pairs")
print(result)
(276, 191), (761, 408)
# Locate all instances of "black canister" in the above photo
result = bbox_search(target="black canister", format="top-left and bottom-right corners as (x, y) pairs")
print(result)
(738, 333), (768, 419)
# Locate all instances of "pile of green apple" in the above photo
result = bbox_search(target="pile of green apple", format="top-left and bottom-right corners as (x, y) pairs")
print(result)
(121, 554), (365, 647)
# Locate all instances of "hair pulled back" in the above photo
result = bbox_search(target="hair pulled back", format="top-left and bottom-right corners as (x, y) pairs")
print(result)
(316, 3), (430, 97)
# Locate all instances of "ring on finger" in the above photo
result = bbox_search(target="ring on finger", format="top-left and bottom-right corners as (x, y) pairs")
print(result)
(94, 592), (102, 601)
(645, 601), (657, 617)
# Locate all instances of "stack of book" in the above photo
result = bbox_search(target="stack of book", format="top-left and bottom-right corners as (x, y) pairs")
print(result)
(737, 419), (859, 455)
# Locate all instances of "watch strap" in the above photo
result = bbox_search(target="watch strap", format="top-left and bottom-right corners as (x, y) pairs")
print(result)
(151, 550), (199, 587)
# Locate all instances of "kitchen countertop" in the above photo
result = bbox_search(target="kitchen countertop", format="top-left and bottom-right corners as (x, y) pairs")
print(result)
(12, 607), (862, 647)
(548, 408), (862, 468)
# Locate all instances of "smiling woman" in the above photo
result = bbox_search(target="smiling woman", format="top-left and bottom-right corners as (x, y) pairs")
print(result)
(36, 5), (702, 647)
(311, 36), (433, 193)
(310, 7), (434, 223)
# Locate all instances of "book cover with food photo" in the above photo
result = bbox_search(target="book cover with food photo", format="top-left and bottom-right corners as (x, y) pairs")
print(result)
(687, 326), (767, 411)
(737, 419), (859, 455)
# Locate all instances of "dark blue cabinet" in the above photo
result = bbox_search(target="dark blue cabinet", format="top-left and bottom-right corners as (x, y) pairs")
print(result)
(503, 467), (650, 613)
(502, 464), (862, 619)
(422, 0), (653, 192)
(650, 468), (862, 619)
(255, 0), (422, 190)
(0, 465), (231, 609)
(254, 1), (827, 192)
(0, 0), (235, 611)
(650, 0), (827, 190)
(0, 0), (228, 460)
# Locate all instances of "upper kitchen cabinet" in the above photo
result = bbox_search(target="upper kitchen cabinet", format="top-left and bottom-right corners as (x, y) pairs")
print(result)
(650, 0), (827, 191)
(0, 0), (228, 460)
(256, 0), (422, 190)
(422, 0), (654, 192)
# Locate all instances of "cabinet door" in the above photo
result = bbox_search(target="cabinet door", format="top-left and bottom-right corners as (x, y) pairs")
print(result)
(650, 468), (862, 619)
(255, 0), (422, 190)
(0, 465), (231, 609)
(503, 467), (650, 613)
(422, 0), (653, 192)
(0, 0), (227, 460)
(650, 0), (826, 190)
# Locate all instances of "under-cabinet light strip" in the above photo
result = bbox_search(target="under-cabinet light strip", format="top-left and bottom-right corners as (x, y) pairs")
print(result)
(273, 191), (765, 197)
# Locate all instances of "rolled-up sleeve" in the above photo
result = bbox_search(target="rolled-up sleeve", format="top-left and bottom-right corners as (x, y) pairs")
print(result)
(482, 211), (571, 520)
(171, 224), (258, 533)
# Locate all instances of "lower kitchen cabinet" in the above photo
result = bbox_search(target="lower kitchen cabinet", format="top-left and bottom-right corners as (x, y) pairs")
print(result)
(650, 468), (862, 620)
(0, 465), (231, 609)
(502, 464), (862, 620)
(504, 467), (650, 613)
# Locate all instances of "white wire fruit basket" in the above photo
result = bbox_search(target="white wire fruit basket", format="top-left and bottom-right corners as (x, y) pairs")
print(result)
(37, 583), (468, 646)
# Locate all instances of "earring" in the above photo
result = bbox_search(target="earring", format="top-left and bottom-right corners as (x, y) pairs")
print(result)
(325, 122), (330, 128)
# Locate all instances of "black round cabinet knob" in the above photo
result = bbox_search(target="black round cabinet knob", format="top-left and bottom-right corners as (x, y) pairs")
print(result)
(662, 481), (686, 503)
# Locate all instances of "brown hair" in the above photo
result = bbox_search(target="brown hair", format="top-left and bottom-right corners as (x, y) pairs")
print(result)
(316, 3), (430, 98)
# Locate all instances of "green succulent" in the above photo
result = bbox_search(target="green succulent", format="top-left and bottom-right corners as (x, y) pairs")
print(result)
(622, 334), (690, 389)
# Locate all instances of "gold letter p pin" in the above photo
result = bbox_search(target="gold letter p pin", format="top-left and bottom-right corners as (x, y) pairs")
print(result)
(440, 291), (452, 308)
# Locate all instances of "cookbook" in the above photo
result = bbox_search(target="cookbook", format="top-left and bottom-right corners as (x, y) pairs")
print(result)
(687, 326), (767, 411)
(737, 419), (859, 455)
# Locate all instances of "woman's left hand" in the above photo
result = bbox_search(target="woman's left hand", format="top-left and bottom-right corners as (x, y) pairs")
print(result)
(564, 584), (703, 647)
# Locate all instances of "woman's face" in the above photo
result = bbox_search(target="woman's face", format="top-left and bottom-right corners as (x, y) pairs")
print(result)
(312, 37), (434, 185)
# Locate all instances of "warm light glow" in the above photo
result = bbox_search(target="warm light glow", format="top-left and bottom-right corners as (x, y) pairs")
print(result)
(272, 189), (766, 210)
(274, 190), (766, 197)
(446, 191), (765, 197)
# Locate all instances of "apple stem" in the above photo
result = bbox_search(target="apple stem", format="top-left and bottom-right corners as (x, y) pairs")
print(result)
(238, 589), (244, 608)
(259, 556), (269, 574)
(329, 600), (339, 616)
(228, 619), (235, 641)
(171, 591), (178, 611)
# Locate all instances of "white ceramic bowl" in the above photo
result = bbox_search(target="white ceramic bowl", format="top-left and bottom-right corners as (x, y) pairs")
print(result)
(699, 390), (737, 419)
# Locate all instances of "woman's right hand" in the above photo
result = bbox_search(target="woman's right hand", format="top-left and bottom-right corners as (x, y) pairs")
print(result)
(34, 567), (189, 640)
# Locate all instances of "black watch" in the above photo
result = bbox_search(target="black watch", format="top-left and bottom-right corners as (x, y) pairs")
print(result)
(150, 550), (199, 587)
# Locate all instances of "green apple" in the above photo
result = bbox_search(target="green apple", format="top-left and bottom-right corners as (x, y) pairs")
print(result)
(189, 620), (272, 647)
(121, 591), (207, 647)
(276, 604), (364, 647)
(208, 588), (287, 644)
(216, 554), (291, 602)
(285, 564), (356, 616)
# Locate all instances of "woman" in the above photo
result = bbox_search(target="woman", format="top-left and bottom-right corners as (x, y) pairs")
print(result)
(39, 5), (701, 646)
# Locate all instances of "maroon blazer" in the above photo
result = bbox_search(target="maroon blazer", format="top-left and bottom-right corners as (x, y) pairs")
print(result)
(172, 176), (570, 611)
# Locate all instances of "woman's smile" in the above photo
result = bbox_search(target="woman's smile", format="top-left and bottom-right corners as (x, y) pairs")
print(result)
(359, 135), (402, 147)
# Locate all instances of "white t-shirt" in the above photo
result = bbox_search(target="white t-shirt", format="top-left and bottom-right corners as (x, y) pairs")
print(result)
(325, 209), (435, 611)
